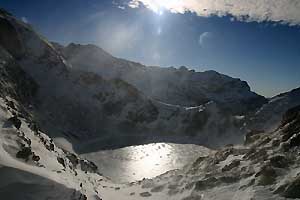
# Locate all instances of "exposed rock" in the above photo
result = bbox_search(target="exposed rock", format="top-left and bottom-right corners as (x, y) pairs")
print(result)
(80, 159), (98, 173)
(6, 100), (16, 110)
(281, 106), (300, 142)
(18, 133), (31, 146)
(32, 154), (40, 162)
(66, 152), (79, 167)
(281, 105), (300, 127)
(244, 130), (264, 145)
(194, 177), (219, 191)
(218, 175), (240, 183)
(214, 148), (234, 163)
(78, 194), (88, 200)
(269, 155), (290, 168)
(46, 143), (55, 151)
(139, 192), (152, 197)
(271, 138), (281, 147)
(150, 185), (165, 192)
(289, 133), (300, 147)
(29, 122), (39, 134)
(256, 164), (277, 186)
(16, 147), (32, 161)
(191, 156), (207, 168)
(0, 16), (24, 58)
(7, 116), (21, 129)
(57, 157), (66, 168)
(222, 159), (241, 172)
(182, 195), (204, 200)
(282, 176), (300, 198)
(243, 148), (267, 162)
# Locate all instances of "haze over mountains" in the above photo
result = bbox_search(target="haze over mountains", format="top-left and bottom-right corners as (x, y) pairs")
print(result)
(1, 8), (300, 200)
(0, 7), (269, 149)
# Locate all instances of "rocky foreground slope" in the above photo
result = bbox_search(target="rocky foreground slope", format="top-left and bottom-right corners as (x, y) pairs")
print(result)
(176, 105), (300, 199)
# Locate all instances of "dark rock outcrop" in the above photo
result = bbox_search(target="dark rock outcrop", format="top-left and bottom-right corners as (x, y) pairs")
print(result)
(282, 176), (300, 198)
(16, 147), (32, 161)
(7, 116), (21, 129)
(80, 159), (98, 173)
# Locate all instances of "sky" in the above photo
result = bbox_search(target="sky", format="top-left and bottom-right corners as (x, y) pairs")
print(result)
(1, 0), (300, 97)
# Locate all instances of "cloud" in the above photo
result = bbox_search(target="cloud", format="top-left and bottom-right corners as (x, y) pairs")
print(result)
(128, 0), (140, 8)
(199, 32), (212, 47)
(118, 5), (126, 10)
(127, 0), (300, 25)
(21, 17), (28, 24)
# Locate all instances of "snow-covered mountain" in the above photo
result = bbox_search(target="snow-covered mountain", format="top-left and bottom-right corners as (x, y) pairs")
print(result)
(56, 42), (267, 115)
(247, 87), (300, 132)
(1, 8), (300, 200)
(2, 83), (300, 199)
(0, 8), (257, 150)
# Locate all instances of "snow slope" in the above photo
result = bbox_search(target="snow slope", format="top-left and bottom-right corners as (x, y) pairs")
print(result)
(247, 87), (300, 132)
(2, 96), (300, 200)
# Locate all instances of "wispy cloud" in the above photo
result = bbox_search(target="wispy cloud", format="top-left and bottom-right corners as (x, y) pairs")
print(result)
(128, 0), (140, 9)
(127, 0), (300, 25)
(118, 5), (126, 10)
(199, 32), (212, 47)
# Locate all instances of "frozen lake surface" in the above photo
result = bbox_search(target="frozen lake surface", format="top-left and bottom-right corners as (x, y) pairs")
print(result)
(82, 143), (211, 183)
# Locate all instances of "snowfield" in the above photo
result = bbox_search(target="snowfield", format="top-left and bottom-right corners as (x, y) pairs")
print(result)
(0, 96), (211, 200)
(1, 96), (300, 200)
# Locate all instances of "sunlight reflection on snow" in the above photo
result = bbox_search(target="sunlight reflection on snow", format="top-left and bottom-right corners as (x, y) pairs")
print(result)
(126, 143), (172, 179)
(83, 143), (211, 183)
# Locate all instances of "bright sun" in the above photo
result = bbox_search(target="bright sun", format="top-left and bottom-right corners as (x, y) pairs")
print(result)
(145, 0), (179, 15)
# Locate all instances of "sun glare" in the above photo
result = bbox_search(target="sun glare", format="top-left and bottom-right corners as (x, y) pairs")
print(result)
(146, 0), (180, 15)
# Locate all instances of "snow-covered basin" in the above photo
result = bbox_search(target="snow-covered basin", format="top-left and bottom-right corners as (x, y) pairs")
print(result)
(81, 143), (211, 183)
